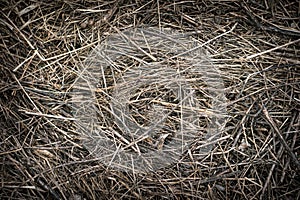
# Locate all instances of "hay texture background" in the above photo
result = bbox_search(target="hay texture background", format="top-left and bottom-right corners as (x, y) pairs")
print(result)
(1, 0), (299, 199)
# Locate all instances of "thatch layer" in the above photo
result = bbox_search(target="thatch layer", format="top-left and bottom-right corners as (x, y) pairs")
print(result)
(1, 0), (299, 199)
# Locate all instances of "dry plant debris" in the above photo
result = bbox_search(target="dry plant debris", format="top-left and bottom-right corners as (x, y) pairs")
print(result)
(73, 27), (227, 173)
(1, 0), (299, 199)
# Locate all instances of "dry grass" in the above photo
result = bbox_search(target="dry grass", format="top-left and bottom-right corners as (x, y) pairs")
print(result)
(1, 0), (299, 199)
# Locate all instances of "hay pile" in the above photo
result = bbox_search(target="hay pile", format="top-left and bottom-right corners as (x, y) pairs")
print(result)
(1, 0), (299, 199)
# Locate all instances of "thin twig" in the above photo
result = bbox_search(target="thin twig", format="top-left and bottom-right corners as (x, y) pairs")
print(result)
(262, 106), (300, 168)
